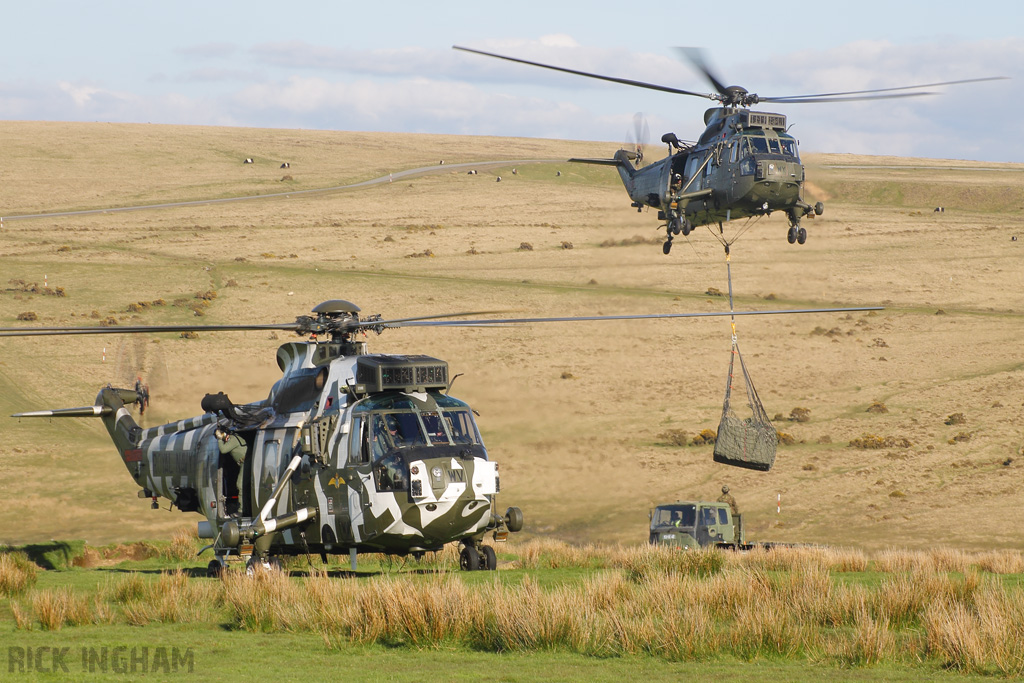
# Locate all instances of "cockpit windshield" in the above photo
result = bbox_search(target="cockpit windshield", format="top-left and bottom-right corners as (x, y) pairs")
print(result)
(744, 135), (770, 155)
(741, 132), (799, 161)
(352, 392), (485, 466)
(652, 505), (696, 528)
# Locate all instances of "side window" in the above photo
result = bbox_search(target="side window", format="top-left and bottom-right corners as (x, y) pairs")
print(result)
(730, 140), (739, 164)
(348, 416), (370, 465)
(700, 507), (716, 525)
(685, 155), (700, 180)
(718, 508), (729, 525)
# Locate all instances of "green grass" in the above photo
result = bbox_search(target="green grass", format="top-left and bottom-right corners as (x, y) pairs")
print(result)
(6, 543), (1024, 679)
(3, 625), (992, 683)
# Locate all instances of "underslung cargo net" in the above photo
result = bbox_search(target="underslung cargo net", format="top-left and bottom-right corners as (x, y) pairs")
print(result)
(713, 250), (778, 471)
(713, 341), (778, 470)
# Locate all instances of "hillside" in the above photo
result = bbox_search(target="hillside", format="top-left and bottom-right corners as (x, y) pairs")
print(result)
(1, 121), (1023, 550)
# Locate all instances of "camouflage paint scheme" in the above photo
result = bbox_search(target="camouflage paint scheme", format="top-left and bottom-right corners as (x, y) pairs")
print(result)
(23, 335), (517, 569)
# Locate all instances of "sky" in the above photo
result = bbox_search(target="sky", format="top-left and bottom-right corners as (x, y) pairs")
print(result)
(1, 1), (1021, 162)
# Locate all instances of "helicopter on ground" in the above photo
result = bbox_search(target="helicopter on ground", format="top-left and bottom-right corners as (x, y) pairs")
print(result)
(4, 299), (881, 576)
(453, 45), (1005, 254)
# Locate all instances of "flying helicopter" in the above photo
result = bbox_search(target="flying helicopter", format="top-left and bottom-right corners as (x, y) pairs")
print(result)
(4, 299), (880, 576)
(453, 45), (1005, 254)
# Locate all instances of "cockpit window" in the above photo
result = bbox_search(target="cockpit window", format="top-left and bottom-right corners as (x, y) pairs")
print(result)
(779, 135), (799, 159)
(351, 392), (487, 461)
(369, 412), (426, 461)
(443, 409), (481, 445)
(420, 411), (450, 445)
(745, 136), (769, 155)
(767, 138), (782, 154)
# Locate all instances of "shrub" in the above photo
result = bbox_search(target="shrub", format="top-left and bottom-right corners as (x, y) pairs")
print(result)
(945, 413), (967, 425)
(789, 407), (811, 422)
(849, 434), (911, 449)
(691, 429), (717, 446)
(16, 311), (37, 321)
(658, 429), (689, 447)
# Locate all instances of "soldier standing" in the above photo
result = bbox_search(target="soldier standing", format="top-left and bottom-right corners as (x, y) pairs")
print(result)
(216, 427), (247, 515)
(717, 485), (739, 515)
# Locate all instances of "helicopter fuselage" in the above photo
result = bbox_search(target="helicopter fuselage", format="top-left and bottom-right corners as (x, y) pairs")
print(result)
(575, 107), (823, 249)
(49, 338), (519, 572)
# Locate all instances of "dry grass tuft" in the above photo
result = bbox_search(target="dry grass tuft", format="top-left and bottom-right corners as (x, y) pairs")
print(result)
(163, 526), (199, 562)
(975, 550), (1024, 574)
(0, 552), (39, 596)
(109, 570), (221, 625)
(30, 587), (94, 630)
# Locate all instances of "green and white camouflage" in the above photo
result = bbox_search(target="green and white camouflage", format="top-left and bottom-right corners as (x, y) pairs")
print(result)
(13, 301), (523, 575)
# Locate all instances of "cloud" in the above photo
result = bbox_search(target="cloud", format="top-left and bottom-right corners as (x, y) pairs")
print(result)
(175, 42), (239, 60)
(227, 75), (592, 137)
(5, 36), (1018, 162)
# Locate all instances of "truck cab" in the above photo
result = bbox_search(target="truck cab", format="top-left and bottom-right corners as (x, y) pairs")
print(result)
(648, 501), (745, 549)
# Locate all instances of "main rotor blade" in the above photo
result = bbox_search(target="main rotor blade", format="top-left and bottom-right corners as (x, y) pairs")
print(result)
(675, 47), (730, 96)
(761, 76), (1009, 103)
(389, 306), (884, 327)
(453, 45), (715, 99)
(0, 323), (301, 338)
(352, 310), (506, 333)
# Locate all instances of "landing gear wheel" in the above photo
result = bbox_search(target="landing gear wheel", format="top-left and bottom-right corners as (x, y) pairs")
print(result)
(459, 545), (481, 571)
(245, 556), (272, 576)
(797, 227), (807, 245)
(668, 217), (681, 235)
(681, 219), (692, 236)
(482, 545), (498, 571)
(505, 506), (524, 533)
(787, 226), (798, 244)
(206, 559), (225, 578)
(662, 240), (673, 255)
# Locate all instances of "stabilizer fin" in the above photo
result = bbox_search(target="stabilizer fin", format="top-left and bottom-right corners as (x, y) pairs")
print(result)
(568, 157), (623, 166)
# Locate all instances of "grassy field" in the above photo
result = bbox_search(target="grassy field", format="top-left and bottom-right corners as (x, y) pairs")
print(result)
(4, 540), (1024, 681)
(1, 120), (1024, 678)
(2, 122), (1023, 551)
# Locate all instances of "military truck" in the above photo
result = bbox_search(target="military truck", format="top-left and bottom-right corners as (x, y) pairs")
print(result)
(648, 501), (748, 550)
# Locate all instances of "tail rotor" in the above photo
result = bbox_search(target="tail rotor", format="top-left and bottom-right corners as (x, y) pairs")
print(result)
(624, 112), (650, 167)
